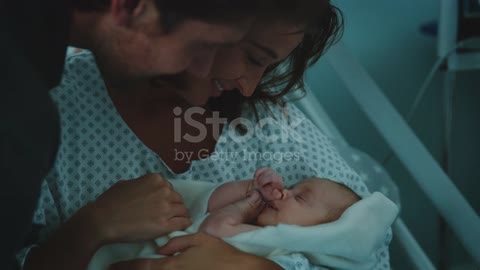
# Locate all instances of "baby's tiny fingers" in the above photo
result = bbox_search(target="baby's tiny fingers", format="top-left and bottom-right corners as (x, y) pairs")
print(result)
(272, 189), (283, 200)
(257, 171), (275, 185)
(254, 167), (270, 179)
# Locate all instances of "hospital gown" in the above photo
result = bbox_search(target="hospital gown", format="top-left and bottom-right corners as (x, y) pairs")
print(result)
(17, 51), (393, 270)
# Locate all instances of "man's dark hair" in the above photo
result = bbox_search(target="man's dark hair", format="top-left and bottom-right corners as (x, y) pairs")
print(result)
(74, 0), (260, 31)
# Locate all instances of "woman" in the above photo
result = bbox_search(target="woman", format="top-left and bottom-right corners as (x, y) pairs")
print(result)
(18, 1), (392, 270)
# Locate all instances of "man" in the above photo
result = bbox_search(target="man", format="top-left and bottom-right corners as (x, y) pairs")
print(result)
(0, 0), (260, 268)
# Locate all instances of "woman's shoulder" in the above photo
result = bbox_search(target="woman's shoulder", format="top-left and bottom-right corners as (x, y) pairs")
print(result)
(50, 50), (105, 104)
(62, 50), (98, 83)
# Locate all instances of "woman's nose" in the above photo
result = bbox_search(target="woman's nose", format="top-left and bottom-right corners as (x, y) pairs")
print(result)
(237, 78), (255, 97)
(236, 68), (265, 97)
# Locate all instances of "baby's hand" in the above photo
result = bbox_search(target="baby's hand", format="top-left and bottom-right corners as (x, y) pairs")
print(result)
(253, 167), (284, 201)
(199, 190), (264, 237)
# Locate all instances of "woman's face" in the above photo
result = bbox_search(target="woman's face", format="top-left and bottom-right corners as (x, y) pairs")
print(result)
(178, 20), (305, 106)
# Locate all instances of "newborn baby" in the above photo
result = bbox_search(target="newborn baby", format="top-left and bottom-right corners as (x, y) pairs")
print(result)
(200, 167), (361, 237)
(88, 167), (397, 270)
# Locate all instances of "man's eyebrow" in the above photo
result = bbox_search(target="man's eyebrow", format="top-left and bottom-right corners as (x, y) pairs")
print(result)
(249, 40), (278, 59)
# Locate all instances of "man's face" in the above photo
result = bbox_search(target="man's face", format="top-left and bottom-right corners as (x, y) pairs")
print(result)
(92, 1), (252, 85)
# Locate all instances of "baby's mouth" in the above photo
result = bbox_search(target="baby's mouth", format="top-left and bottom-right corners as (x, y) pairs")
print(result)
(265, 200), (278, 211)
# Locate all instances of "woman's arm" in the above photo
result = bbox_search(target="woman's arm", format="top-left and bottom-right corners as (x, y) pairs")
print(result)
(110, 234), (330, 270)
(24, 204), (102, 270)
(22, 174), (191, 270)
(109, 233), (284, 270)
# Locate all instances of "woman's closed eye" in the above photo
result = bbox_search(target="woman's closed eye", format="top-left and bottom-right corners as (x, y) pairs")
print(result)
(247, 53), (268, 68)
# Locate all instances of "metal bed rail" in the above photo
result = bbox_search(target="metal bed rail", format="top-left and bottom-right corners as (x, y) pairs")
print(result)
(323, 41), (480, 266)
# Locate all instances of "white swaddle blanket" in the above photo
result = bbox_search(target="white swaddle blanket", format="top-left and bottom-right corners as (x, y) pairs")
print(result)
(88, 181), (399, 270)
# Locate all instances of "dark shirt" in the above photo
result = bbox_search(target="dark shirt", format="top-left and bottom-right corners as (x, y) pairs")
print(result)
(0, 0), (72, 268)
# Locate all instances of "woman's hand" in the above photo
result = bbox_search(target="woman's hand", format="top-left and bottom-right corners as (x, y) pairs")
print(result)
(25, 173), (191, 270)
(108, 233), (283, 270)
(89, 173), (192, 245)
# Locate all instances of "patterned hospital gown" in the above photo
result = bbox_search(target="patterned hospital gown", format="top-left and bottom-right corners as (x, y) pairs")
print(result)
(17, 52), (392, 270)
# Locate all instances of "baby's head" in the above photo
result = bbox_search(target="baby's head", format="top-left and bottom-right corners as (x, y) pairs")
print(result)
(256, 178), (360, 226)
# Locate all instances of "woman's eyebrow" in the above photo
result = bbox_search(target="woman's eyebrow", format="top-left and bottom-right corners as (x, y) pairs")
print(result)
(248, 40), (278, 59)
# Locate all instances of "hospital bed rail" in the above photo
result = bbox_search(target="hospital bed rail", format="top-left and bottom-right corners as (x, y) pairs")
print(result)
(296, 85), (437, 270)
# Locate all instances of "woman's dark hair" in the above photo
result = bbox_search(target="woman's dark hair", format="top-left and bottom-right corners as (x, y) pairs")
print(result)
(73, 0), (260, 32)
(209, 0), (344, 122)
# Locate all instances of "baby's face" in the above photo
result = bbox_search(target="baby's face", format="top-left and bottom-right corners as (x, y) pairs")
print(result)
(256, 179), (358, 226)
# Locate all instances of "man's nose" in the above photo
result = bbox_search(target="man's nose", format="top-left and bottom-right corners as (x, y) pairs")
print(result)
(187, 48), (217, 78)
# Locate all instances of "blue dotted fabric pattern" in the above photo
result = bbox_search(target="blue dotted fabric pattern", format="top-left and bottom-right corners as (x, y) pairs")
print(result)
(17, 52), (392, 270)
